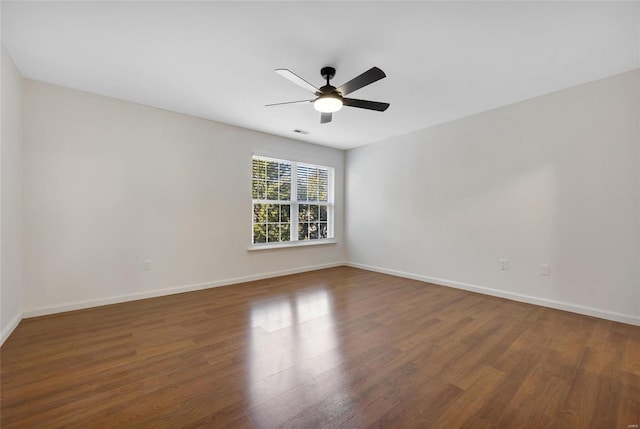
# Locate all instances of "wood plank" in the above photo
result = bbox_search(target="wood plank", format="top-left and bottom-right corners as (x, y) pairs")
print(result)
(1, 266), (638, 428)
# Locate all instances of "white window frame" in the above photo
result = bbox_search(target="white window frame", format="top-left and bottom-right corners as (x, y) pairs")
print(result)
(249, 155), (335, 250)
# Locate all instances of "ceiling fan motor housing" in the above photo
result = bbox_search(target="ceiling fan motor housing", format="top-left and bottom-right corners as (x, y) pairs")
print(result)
(319, 85), (341, 97)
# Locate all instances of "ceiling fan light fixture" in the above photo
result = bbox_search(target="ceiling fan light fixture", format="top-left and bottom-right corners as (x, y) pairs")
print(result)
(313, 95), (343, 113)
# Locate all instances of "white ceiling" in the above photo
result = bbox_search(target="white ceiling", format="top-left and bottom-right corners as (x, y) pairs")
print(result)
(2, 1), (639, 150)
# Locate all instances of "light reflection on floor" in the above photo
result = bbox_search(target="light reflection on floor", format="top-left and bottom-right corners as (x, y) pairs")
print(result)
(246, 287), (353, 426)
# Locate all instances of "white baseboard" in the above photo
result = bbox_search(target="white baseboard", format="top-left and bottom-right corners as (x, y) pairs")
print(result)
(19, 260), (640, 327)
(346, 262), (640, 327)
(1, 311), (23, 346)
(22, 261), (347, 319)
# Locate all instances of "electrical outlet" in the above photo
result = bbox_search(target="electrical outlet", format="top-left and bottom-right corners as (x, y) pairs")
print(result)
(540, 264), (550, 276)
(500, 259), (509, 270)
(144, 259), (152, 271)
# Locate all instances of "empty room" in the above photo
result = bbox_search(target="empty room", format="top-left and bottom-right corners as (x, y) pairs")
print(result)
(1, 1), (639, 428)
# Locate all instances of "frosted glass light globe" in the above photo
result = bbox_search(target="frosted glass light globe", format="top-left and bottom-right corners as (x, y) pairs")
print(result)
(313, 96), (343, 113)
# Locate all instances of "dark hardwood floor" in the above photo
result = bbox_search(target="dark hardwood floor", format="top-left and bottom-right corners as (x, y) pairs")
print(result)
(1, 266), (639, 428)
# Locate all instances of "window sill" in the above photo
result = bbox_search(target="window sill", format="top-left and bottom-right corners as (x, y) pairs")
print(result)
(247, 239), (338, 251)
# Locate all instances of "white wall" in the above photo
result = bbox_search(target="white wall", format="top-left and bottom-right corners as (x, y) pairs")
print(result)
(22, 80), (345, 316)
(1, 45), (24, 343)
(346, 70), (640, 325)
(16, 70), (640, 327)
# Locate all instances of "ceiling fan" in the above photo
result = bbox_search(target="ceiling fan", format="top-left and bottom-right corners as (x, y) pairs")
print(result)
(266, 66), (390, 124)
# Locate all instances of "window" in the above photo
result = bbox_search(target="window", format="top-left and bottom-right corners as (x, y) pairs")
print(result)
(252, 156), (333, 245)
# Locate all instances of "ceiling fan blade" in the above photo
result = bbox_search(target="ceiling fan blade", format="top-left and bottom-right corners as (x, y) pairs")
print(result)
(321, 112), (332, 124)
(337, 67), (386, 96)
(265, 100), (313, 107)
(342, 98), (390, 112)
(275, 69), (319, 93)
